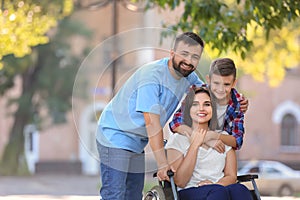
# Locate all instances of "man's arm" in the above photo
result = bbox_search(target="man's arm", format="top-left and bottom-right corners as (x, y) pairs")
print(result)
(144, 112), (170, 181)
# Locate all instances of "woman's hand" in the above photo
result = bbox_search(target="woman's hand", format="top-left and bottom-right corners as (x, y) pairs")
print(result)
(189, 127), (207, 148)
(197, 179), (213, 187)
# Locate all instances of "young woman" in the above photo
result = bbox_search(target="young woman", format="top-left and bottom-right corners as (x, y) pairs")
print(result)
(165, 87), (252, 200)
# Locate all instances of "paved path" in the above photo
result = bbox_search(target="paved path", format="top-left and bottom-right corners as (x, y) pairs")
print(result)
(0, 174), (299, 200)
(0, 174), (100, 199)
(0, 174), (100, 196)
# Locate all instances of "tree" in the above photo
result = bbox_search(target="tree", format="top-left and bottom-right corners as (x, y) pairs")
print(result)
(0, 1), (91, 175)
(226, 19), (299, 86)
(0, 0), (73, 68)
(148, 0), (300, 86)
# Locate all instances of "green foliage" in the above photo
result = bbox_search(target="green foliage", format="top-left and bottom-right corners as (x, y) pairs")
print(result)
(1, 17), (91, 125)
(227, 19), (300, 86)
(0, 0), (92, 174)
(148, 0), (300, 86)
(0, 0), (73, 62)
(148, 0), (300, 58)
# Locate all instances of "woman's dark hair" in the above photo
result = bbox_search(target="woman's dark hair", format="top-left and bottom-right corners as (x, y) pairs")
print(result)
(183, 86), (217, 129)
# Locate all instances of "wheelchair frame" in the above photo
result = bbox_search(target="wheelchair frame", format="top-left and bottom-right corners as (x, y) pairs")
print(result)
(143, 172), (261, 200)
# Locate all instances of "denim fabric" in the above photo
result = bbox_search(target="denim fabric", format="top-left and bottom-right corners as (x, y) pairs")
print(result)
(178, 184), (229, 200)
(226, 183), (253, 200)
(178, 183), (253, 200)
(97, 142), (145, 200)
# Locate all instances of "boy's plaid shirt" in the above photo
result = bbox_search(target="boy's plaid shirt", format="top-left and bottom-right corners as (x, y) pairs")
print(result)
(169, 86), (245, 150)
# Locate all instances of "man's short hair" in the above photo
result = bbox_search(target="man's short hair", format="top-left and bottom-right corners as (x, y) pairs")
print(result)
(173, 32), (205, 50)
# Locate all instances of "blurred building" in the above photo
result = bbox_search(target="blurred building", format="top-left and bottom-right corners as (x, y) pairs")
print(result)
(0, 3), (299, 175)
(238, 67), (300, 169)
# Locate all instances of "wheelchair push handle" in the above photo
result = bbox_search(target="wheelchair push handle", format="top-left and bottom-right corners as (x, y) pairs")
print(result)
(167, 170), (174, 177)
(167, 170), (178, 200)
(153, 169), (174, 178)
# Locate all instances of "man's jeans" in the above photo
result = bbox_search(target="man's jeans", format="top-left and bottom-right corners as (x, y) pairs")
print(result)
(97, 142), (145, 200)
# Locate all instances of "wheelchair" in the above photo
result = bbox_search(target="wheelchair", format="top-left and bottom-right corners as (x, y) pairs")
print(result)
(143, 171), (261, 200)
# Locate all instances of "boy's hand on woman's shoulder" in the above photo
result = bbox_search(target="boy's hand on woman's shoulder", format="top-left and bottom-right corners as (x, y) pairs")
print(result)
(240, 95), (249, 113)
(211, 140), (225, 153)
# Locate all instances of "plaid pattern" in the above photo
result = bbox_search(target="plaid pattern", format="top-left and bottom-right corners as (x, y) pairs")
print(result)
(169, 86), (245, 150)
(223, 88), (244, 150)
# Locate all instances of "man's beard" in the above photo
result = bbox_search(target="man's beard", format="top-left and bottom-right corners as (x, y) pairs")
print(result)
(172, 57), (195, 77)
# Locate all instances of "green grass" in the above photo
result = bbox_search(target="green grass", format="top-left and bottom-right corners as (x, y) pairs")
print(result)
(143, 181), (157, 193)
(143, 176), (158, 194)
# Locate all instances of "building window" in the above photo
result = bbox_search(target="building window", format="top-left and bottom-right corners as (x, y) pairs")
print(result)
(281, 113), (299, 146)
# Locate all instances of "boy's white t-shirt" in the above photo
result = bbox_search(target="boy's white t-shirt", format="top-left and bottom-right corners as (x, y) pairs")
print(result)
(165, 132), (232, 189)
(216, 104), (228, 130)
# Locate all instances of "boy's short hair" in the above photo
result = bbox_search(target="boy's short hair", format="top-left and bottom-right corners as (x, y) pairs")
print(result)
(173, 32), (205, 50)
(209, 58), (236, 79)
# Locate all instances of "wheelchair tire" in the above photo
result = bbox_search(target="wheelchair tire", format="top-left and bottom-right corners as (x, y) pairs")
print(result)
(143, 185), (166, 200)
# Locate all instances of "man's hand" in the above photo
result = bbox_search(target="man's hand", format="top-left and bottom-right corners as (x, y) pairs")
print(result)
(240, 95), (249, 113)
(157, 165), (171, 182)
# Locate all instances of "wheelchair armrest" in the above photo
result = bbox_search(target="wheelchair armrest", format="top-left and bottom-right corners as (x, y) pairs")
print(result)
(237, 174), (259, 182)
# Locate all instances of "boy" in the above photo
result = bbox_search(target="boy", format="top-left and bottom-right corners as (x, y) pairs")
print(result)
(169, 58), (246, 152)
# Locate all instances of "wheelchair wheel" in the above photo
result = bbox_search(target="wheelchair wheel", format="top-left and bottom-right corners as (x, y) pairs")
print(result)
(143, 185), (166, 200)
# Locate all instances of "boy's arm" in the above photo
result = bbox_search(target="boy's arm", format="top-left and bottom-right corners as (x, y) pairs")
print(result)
(205, 131), (236, 153)
(206, 112), (244, 151)
(239, 95), (249, 113)
(229, 112), (244, 150)
(206, 131), (237, 147)
(169, 105), (193, 136)
(169, 107), (183, 133)
(222, 88), (246, 150)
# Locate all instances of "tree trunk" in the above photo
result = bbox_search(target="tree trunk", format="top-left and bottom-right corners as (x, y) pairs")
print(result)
(0, 51), (42, 175)
(0, 110), (30, 175)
